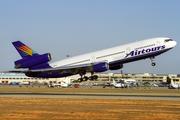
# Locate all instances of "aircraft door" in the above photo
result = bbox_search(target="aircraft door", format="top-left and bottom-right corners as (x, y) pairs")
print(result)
(126, 47), (131, 55)
(91, 56), (95, 63)
(157, 41), (161, 47)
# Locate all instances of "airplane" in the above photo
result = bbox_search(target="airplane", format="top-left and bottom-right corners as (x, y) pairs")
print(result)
(9, 82), (21, 85)
(119, 71), (136, 84)
(48, 81), (72, 88)
(151, 83), (158, 87)
(169, 80), (180, 89)
(122, 79), (136, 84)
(60, 81), (72, 88)
(111, 79), (131, 88)
(10, 37), (177, 82)
(111, 79), (125, 88)
(111, 71), (135, 88)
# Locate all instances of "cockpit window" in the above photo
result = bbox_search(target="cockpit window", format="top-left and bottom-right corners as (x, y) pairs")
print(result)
(164, 39), (173, 43)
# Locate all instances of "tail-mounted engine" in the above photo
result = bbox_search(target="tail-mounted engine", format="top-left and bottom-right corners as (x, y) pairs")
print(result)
(14, 53), (52, 69)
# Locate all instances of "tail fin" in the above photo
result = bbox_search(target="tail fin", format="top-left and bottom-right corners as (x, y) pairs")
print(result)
(121, 70), (124, 79)
(12, 41), (51, 69)
(12, 41), (38, 58)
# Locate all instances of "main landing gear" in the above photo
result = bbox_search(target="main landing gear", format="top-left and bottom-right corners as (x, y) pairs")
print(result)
(150, 57), (156, 66)
(77, 72), (98, 82)
(89, 75), (98, 80)
(78, 75), (98, 82)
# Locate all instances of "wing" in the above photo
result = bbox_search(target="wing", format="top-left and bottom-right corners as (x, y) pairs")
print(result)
(9, 63), (93, 74)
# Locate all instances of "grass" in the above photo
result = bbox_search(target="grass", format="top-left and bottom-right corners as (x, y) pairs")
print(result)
(0, 87), (179, 119)
(0, 98), (179, 120)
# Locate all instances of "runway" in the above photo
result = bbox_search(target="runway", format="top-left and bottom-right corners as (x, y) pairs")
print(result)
(0, 92), (180, 101)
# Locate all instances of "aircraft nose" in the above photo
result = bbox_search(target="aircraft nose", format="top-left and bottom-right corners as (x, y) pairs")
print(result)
(168, 41), (177, 48)
(173, 41), (177, 47)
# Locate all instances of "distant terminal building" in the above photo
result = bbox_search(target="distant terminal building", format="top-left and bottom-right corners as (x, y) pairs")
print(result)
(0, 72), (70, 84)
(96, 73), (167, 83)
(169, 74), (180, 84)
(1, 72), (180, 84)
(71, 73), (167, 83)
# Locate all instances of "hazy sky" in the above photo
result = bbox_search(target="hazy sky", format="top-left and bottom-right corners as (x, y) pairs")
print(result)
(0, 0), (180, 74)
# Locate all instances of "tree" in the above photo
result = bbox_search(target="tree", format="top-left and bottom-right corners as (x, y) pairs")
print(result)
(167, 76), (171, 84)
(143, 81), (150, 86)
(125, 76), (129, 79)
(72, 80), (79, 83)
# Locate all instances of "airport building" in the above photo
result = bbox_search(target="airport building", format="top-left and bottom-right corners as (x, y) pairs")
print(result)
(70, 73), (168, 83)
(0, 72), (70, 84)
(1, 72), (180, 84)
(171, 78), (180, 84)
(168, 74), (180, 84)
(94, 73), (167, 83)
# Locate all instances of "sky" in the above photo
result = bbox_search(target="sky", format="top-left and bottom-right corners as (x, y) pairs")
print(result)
(0, 0), (180, 74)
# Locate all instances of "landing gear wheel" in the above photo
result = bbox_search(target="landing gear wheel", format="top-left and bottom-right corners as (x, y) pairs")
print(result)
(93, 75), (98, 80)
(78, 78), (83, 82)
(151, 62), (156, 66)
(89, 76), (93, 80)
(89, 75), (98, 80)
(83, 76), (89, 81)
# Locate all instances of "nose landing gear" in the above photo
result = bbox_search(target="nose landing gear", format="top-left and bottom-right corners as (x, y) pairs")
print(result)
(151, 62), (156, 66)
(150, 57), (156, 66)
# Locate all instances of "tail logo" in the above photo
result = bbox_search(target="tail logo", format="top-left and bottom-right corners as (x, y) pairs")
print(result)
(17, 45), (33, 56)
(12, 41), (38, 58)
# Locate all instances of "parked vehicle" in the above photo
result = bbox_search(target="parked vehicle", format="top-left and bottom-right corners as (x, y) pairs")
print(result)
(10, 82), (21, 85)
(158, 83), (164, 87)
(151, 83), (158, 87)
(48, 82), (61, 88)
(74, 84), (80, 88)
